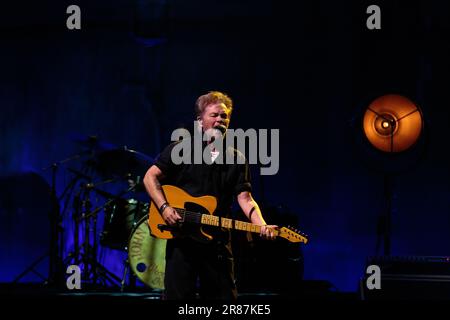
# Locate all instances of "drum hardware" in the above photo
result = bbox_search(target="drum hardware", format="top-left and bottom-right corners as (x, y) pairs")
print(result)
(68, 181), (138, 288)
(72, 134), (117, 154)
(120, 258), (130, 292)
(67, 146), (153, 289)
(98, 189), (149, 250)
(12, 151), (89, 288)
(119, 258), (139, 292)
(15, 138), (158, 291)
(92, 146), (153, 180)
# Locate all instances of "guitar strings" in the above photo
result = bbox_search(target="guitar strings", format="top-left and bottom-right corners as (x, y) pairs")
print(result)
(168, 207), (307, 241)
(172, 207), (267, 233)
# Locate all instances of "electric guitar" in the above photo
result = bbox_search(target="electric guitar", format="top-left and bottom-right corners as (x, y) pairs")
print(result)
(148, 185), (308, 244)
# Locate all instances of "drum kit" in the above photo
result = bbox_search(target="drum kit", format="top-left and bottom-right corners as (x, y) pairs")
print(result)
(54, 136), (166, 291)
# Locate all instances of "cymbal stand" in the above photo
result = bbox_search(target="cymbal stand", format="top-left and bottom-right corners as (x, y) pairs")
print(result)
(120, 259), (130, 292)
(81, 184), (92, 282)
(63, 185), (81, 267)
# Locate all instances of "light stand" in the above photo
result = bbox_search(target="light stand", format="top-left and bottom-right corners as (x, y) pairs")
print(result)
(362, 94), (424, 256)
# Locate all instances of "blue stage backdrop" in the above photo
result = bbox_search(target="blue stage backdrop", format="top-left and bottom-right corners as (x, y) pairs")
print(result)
(1, 0), (449, 292)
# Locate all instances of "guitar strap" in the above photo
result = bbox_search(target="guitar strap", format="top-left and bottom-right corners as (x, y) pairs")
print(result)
(248, 206), (256, 221)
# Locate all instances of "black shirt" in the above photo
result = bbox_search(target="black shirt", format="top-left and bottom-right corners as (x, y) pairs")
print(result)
(154, 138), (252, 219)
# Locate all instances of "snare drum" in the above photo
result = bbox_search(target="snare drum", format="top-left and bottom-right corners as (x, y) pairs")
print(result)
(100, 198), (149, 250)
(128, 215), (166, 290)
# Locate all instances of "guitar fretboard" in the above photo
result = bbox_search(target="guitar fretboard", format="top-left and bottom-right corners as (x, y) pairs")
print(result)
(175, 208), (279, 236)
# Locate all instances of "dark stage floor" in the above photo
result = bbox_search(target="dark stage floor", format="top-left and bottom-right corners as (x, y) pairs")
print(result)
(2, 282), (448, 318)
(0, 282), (360, 317)
(2, 280), (357, 299)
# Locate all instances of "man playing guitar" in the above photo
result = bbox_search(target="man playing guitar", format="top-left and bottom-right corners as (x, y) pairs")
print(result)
(143, 91), (277, 300)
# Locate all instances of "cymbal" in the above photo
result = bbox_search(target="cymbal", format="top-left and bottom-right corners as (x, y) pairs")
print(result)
(92, 146), (154, 179)
(72, 134), (117, 152)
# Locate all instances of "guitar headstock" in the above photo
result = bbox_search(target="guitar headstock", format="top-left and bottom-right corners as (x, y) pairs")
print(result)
(278, 226), (309, 244)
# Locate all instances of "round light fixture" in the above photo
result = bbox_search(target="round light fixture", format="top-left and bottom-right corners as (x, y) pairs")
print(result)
(363, 94), (423, 153)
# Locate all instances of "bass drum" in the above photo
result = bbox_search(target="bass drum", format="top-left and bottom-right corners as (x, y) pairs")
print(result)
(128, 215), (167, 290)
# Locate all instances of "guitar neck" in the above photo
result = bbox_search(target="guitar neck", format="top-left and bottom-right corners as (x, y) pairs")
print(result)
(199, 214), (279, 236)
(173, 206), (307, 244)
(176, 208), (281, 236)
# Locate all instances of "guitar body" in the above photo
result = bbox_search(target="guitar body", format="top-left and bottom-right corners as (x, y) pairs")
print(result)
(148, 185), (217, 241)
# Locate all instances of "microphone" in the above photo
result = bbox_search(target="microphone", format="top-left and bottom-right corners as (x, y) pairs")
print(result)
(213, 125), (227, 134)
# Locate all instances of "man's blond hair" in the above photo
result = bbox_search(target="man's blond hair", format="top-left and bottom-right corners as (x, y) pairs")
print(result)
(195, 91), (233, 117)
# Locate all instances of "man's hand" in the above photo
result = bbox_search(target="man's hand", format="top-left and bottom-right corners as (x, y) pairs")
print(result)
(162, 206), (182, 225)
(260, 225), (278, 240)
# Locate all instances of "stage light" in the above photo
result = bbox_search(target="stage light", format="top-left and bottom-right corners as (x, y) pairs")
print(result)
(363, 94), (423, 153)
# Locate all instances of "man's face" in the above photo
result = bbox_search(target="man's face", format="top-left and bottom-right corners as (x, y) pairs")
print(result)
(198, 102), (231, 134)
